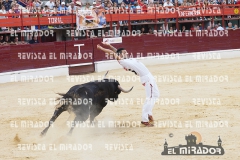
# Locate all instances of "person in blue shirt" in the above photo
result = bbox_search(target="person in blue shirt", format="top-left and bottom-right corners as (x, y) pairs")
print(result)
(3, 0), (11, 11)
(111, 0), (118, 5)
(58, 2), (67, 16)
(123, 0), (130, 4)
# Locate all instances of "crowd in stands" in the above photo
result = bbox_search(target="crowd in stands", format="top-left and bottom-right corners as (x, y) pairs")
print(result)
(0, 0), (240, 14)
(0, 0), (239, 44)
(0, 35), (39, 45)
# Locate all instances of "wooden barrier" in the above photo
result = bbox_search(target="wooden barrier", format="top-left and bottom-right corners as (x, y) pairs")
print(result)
(0, 30), (239, 74)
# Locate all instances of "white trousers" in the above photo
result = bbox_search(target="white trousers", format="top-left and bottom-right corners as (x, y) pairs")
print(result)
(142, 79), (160, 122)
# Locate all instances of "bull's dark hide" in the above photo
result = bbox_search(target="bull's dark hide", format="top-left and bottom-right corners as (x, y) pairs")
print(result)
(40, 79), (132, 136)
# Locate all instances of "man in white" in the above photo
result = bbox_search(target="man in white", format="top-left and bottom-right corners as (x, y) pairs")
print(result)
(97, 42), (160, 127)
(163, 0), (174, 7)
(45, 0), (55, 10)
(216, 23), (224, 30)
(68, 2), (77, 13)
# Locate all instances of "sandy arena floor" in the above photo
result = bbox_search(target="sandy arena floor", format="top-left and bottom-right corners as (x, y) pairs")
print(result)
(0, 57), (240, 160)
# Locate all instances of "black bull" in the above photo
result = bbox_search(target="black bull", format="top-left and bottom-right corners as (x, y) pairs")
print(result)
(40, 79), (133, 136)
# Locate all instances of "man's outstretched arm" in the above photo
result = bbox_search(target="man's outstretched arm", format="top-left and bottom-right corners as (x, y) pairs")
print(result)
(97, 44), (122, 60)
(101, 42), (117, 52)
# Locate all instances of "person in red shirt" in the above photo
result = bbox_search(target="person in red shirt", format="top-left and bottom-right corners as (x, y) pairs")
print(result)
(137, 0), (147, 12)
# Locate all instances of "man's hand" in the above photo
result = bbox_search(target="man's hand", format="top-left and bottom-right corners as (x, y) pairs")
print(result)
(102, 41), (117, 52)
(97, 44), (102, 50)
(102, 42), (110, 46)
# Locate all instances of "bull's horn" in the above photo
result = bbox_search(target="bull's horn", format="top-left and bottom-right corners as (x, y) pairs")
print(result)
(103, 71), (109, 79)
(118, 85), (133, 93)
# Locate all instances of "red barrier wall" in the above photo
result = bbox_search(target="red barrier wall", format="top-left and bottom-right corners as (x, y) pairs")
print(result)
(0, 29), (240, 74)
(65, 39), (94, 65)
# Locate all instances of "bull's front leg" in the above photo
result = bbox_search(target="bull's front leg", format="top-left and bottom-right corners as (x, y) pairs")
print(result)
(40, 107), (65, 137)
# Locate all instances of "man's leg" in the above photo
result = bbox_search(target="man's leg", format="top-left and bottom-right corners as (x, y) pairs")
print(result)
(148, 80), (160, 117)
(141, 82), (154, 126)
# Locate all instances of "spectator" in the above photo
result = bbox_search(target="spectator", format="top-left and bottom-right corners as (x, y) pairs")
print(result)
(29, 36), (39, 44)
(13, 36), (19, 44)
(3, 35), (11, 43)
(181, 0), (188, 6)
(68, 2), (76, 13)
(234, 24), (238, 29)
(226, 22), (234, 29)
(8, 5), (16, 18)
(130, 0), (135, 5)
(84, 2), (92, 10)
(168, 26), (174, 33)
(3, 0), (11, 11)
(33, 0), (43, 8)
(190, 24), (196, 31)
(51, 5), (58, 16)
(45, 0), (55, 10)
(216, 23), (224, 30)
(14, 4), (20, 15)
(140, 27), (146, 34)
(0, 35), (4, 43)
(120, 1), (126, 8)
(182, 25), (186, 32)
(148, 28), (153, 34)
(163, 0), (174, 7)
(123, 0), (130, 5)
(111, 2), (118, 13)
(75, 1), (82, 10)
(0, 0), (3, 10)
(103, 1), (108, 9)
(178, 0), (183, 5)
(91, 1), (96, 9)
(0, 6), (7, 31)
(125, 3), (132, 9)
(188, 0), (195, 4)
(28, 0), (34, 8)
(158, 0), (163, 5)
(132, 1), (140, 13)
(137, 0), (147, 12)
(11, 0), (17, 8)
(55, 0), (61, 7)
(217, 0), (222, 4)
(42, 5), (50, 16)
(206, 25), (211, 31)
(105, 2), (112, 10)
(58, 2), (67, 14)
(199, 23), (202, 30)
(112, 0), (118, 5)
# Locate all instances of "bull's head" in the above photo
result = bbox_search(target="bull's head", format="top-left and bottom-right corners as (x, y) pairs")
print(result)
(102, 71), (133, 102)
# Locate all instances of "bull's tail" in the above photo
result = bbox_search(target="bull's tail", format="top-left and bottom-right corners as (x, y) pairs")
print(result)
(55, 93), (71, 109)
(56, 93), (66, 97)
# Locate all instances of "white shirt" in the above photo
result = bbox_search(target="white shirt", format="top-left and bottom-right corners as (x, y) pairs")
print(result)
(118, 58), (152, 84)
(163, 2), (174, 7)
(45, 1), (55, 9)
(68, 6), (76, 12)
(217, 26), (224, 30)
(0, 10), (7, 19)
